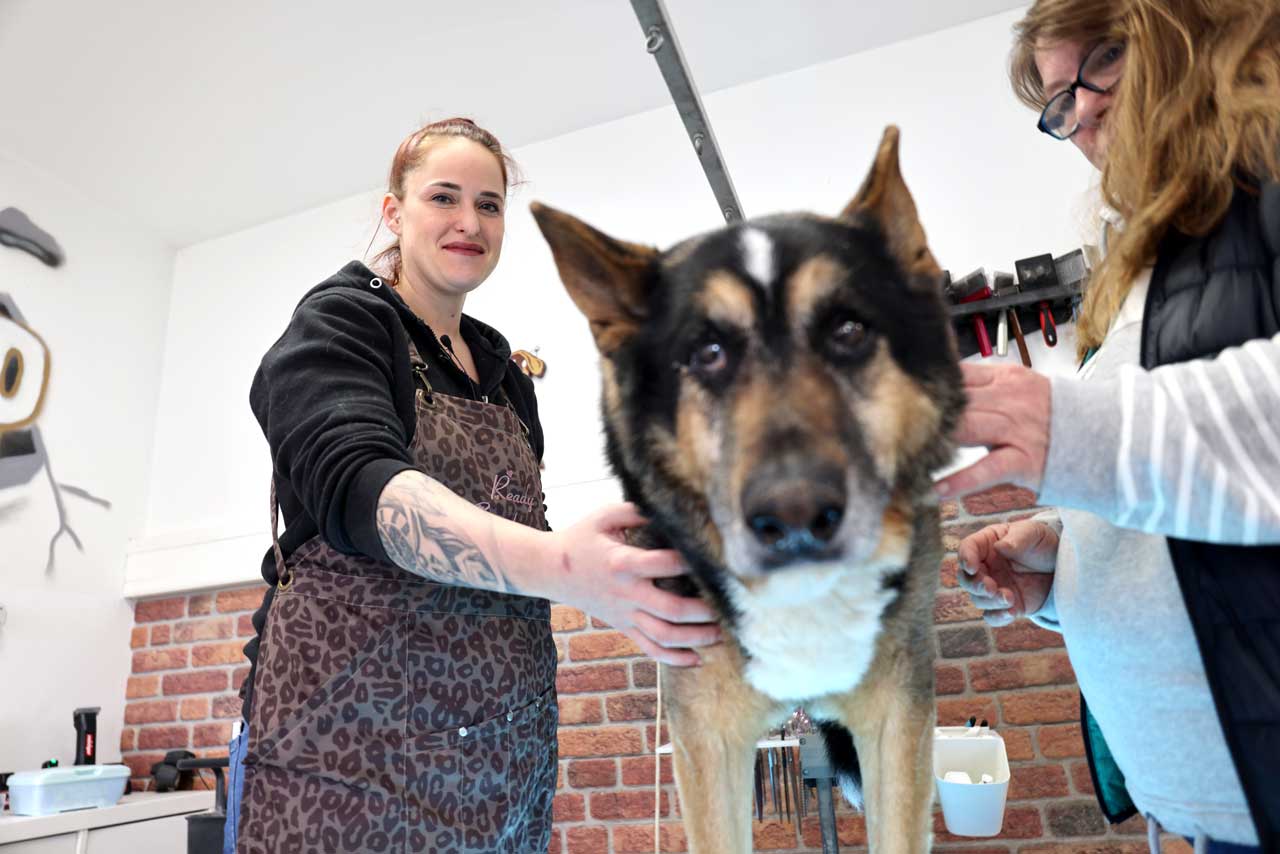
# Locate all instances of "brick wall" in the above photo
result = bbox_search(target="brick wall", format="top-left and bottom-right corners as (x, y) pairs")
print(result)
(122, 486), (1192, 853)
(121, 586), (262, 788)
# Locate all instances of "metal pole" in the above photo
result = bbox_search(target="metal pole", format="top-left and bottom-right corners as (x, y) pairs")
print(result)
(816, 782), (840, 854)
(628, 0), (744, 223)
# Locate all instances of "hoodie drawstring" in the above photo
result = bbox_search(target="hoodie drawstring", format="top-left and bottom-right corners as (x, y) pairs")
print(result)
(1148, 813), (1212, 854)
(1148, 813), (1163, 854)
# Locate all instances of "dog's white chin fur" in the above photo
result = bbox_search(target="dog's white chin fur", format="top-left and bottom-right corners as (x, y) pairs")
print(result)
(737, 558), (851, 604)
(724, 518), (912, 594)
(728, 559), (903, 703)
(711, 500), (914, 701)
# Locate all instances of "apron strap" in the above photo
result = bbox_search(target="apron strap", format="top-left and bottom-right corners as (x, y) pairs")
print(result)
(270, 478), (290, 588)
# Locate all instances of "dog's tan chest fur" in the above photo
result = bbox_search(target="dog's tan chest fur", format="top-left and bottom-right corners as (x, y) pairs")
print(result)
(728, 564), (898, 702)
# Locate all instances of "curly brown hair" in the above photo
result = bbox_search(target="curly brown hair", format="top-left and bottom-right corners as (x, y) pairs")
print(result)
(1011, 0), (1280, 360)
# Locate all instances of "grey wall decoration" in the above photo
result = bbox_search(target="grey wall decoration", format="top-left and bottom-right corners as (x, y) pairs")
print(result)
(1, 295), (50, 433)
(1, 293), (51, 491)
(1, 289), (110, 572)
(0, 208), (65, 267)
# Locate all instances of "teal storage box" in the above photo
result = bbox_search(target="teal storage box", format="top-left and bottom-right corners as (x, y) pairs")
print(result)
(8, 765), (130, 816)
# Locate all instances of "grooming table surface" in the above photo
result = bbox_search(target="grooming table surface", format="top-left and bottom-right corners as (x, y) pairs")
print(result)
(655, 737), (801, 754)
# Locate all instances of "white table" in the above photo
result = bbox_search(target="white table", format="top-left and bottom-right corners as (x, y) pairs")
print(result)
(0, 791), (215, 853)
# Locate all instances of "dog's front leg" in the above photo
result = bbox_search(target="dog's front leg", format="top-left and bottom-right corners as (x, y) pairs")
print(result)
(663, 639), (778, 854)
(837, 653), (935, 854)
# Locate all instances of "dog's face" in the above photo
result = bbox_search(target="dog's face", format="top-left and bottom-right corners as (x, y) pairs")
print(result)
(533, 128), (963, 604)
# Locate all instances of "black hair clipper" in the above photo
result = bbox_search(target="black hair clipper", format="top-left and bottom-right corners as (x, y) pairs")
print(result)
(74, 707), (100, 765)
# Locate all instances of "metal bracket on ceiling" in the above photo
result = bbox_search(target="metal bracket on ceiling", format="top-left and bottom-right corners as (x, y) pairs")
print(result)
(629, 0), (744, 224)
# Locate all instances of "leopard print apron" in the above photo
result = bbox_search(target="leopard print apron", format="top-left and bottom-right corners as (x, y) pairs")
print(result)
(237, 339), (557, 854)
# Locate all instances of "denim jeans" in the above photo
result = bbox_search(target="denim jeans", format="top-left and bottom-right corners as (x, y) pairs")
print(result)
(222, 723), (249, 854)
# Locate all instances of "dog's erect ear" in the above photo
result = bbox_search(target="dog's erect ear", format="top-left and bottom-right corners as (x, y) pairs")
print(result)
(530, 202), (658, 356)
(839, 126), (940, 279)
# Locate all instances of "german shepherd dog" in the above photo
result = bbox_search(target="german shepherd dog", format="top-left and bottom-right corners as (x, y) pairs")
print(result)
(532, 127), (962, 853)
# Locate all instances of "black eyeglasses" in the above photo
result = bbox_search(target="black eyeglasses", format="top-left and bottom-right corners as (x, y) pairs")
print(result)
(1038, 40), (1126, 140)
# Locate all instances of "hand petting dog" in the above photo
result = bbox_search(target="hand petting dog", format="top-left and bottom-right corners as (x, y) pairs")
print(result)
(548, 503), (723, 667)
(934, 361), (1052, 499)
(956, 518), (1058, 627)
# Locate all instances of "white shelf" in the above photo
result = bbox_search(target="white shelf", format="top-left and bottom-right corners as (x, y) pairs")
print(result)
(0, 791), (214, 844)
(123, 527), (267, 599)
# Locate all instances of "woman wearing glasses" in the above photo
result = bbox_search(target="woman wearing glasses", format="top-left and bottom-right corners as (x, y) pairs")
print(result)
(942, 1), (1280, 852)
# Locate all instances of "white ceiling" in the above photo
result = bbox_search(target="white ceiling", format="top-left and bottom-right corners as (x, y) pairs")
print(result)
(0, 0), (1025, 247)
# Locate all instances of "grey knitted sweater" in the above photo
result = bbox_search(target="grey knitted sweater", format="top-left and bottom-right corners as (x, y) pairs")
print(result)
(1030, 273), (1280, 845)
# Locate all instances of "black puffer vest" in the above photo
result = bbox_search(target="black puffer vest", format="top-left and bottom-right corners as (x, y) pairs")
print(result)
(1140, 181), (1280, 851)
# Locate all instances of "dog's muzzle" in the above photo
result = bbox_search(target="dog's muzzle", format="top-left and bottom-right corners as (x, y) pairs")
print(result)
(741, 461), (847, 567)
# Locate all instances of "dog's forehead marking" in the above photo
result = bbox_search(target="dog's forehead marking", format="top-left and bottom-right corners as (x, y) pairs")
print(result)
(699, 270), (756, 330)
(738, 227), (775, 289)
(787, 254), (847, 331)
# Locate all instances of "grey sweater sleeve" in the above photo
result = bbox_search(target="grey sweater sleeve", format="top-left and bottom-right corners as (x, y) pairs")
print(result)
(1039, 331), (1280, 545)
(1027, 510), (1064, 631)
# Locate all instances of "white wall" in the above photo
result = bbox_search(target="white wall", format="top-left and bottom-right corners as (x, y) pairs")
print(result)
(134, 7), (1098, 593)
(0, 148), (174, 772)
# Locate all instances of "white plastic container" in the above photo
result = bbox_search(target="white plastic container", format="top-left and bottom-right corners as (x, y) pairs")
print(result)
(933, 726), (1010, 837)
(8, 765), (130, 816)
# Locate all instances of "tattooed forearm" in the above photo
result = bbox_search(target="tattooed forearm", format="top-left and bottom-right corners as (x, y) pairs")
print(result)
(376, 473), (518, 593)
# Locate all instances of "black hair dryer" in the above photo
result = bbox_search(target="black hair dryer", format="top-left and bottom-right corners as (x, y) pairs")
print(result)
(73, 707), (100, 765)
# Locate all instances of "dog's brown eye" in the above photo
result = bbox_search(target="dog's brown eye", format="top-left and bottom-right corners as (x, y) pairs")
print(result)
(829, 319), (868, 354)
(689, 341), (728, 375)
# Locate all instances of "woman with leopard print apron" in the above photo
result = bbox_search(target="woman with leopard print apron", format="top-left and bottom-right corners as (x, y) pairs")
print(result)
(233, 118), (720, 853)
(239, 337), (558, 853)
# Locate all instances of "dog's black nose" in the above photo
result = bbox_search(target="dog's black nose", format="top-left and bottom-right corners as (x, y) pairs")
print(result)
(742, 468), (846, 561)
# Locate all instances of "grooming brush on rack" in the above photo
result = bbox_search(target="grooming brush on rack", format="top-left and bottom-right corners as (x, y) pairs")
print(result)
(991, 271), (1032, 367)
(947, 268), (995, 357)
(1053, 247), (1095, 323)
(1014, 254), (1061, 347)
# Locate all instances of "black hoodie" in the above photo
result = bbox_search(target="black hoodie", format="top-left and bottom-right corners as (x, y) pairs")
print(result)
(239, 260), (545, 711)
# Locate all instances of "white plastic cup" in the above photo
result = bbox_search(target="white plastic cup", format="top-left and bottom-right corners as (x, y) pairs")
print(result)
(933, 726), (1010, 837)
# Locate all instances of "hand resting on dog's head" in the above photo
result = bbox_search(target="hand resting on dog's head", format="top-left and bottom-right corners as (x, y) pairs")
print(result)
(934, 362), (1052, 499)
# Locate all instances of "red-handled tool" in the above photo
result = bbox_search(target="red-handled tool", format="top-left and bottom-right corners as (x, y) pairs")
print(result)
(1038, 302), (1058, 347)
(952, 269), (995, 358)
(1014, 253), (1061, 350)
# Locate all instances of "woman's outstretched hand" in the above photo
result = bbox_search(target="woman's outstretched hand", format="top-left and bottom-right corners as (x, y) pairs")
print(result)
(544, 503), (723, 667)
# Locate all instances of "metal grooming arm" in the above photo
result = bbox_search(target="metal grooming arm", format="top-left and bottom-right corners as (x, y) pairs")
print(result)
(628, 0), (744, 223)
(799, 734), (841, 854)
(626, 3), (838, 848)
